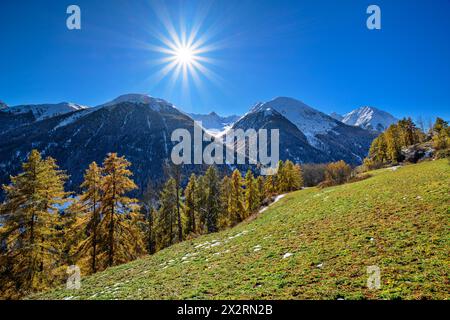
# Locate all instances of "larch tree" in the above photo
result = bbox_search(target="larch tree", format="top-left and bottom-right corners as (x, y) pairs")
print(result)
(184, 173), (198, 235)
(141, 181), (160, 255)
(264, 175), (276, 198)
(203, 166), (221, 233)
(219, 175), (232, 229)
(156, 178), (179, 249)
(69, 161), (103, 274)
(0, 150), (69, 298)
(244, 170), (259, 215)
(256, 175), (265, 205)
(100, 153), (142, 267)
(229, 169), (245, 225)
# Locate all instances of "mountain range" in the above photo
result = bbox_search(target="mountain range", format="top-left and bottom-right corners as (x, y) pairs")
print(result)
(0, 94), (383, 196)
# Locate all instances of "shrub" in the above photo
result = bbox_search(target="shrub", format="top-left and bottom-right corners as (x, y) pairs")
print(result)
(324, 161), (352, 185)
(301, 163), (327, 187)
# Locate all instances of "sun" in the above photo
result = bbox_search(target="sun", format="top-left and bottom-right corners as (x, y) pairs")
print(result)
(146, 2), (224, 90)
(174, 46), (195, 66)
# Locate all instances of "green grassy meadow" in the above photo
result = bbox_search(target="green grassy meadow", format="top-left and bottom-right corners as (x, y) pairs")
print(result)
(35, 160), (450, 300)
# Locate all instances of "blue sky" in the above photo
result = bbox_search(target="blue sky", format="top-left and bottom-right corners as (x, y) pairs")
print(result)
(1, 0), (449, 121)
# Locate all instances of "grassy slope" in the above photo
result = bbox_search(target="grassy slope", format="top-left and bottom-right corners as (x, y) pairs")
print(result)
(37, 160), (449, 300)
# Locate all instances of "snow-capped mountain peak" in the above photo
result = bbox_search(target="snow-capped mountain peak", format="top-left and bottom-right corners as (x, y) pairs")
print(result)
(250, 96), (339, 146)
(99, 93), (179, 113)
(100, 93), (154, 106)
(341, 106), (397, 132)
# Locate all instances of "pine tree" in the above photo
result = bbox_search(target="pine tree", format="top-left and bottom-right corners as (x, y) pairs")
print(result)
(0, 150), (69, 298)
(244, 170), (259, 215)
(100, 153), (142, 267)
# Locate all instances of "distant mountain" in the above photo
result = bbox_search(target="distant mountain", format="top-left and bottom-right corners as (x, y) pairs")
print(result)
(341, 106), (398, 132)
(236, 97), (378, 164)
(188, 112), (240, 134)
(330, 112), (343, 121)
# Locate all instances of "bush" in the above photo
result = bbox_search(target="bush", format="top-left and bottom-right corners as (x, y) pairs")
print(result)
(325, 161), (352, 185)
(435, 148), (450, 159)
(348, 173), (373, 184)
(301, 164), (327, 187)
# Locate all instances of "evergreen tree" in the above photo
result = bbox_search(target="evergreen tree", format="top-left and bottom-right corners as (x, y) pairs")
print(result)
(0, 150), (69, 298)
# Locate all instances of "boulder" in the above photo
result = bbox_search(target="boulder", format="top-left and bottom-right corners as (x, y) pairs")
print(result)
(401, 142), (434, 163)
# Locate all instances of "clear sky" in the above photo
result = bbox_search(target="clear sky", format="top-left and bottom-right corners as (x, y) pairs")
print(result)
(1, 0), (449, 121)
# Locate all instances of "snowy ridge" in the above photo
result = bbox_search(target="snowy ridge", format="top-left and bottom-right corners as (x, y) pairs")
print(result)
(342, 106), (397, 132)
(8, 102), (88, 121)
(99, 93), (179, 113)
